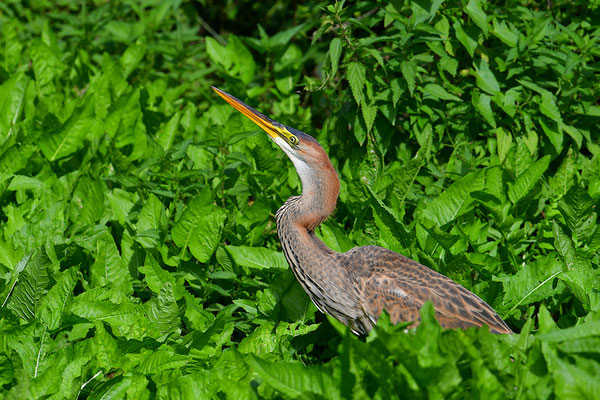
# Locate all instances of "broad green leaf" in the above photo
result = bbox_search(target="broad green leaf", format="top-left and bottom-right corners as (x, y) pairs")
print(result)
(318, 223), (355, 253)
(269, 23), (306, 49)
(0, 144), (33, 176)
(0, 72), (28, 141)
(139, 253), (177, 297)
(136, 193), (166, 248)
(6, 252), (50, 321)
(368, 185), (410, 250)
(329, 38), (342, 75)
(206, 35), (255, 84)
(225, 246), (288, 271)
(491, 18), (517, 47)
(496, 127), (512, 164)
(507, 155), (551, 204)
(453, 19), (478, 57)
(562, 124), (583, 149)
(38, 98), (95, 161)
(473, 58), (500, 94)
(411, 0), (443, 25)
(248, 355), (341, 400)
(90, 233), (133, 296)
(472, 92), (496, 127)
(422, 83), (462, 101)
(422, 169), (485, 226)
(38, 268), (78, 330)
(70, 289), (142, 327)
(499, 255), (564, 316)
(545, 346), (600, 399)
(465, 0), (488, 35)
(69, 175), (105, 233)
(137, 350), (189, 375)
(157, 111), (180, 151)
(400, 60), (417, 96)
(106, 188), (137, 225)
(91, 321), (120, 371)
(171, 190), (226, 263)
(553, 221), (576, 268)
(539, 119), (564, 153)
(540, 92), (562, 122)
(145, 282), (181, 339)
(30, 40), (62, 95)
(120, 42), (146, 78)
(7, 175), (43, 191)
(0, 237), (24, 271)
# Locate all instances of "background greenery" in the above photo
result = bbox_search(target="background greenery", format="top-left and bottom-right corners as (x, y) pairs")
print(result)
(0, 0), (599, 398)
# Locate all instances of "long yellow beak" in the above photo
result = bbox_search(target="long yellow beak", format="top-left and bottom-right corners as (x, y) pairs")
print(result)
(211, 87), (295, 143)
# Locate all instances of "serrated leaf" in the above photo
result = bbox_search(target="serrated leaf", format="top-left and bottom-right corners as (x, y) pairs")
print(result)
(400, 60), (416, 96)
(558, 185), (595, 242)
(347, 62), (366, 105)
(361, 102), (377, 133)
(507, 155), (551, 204)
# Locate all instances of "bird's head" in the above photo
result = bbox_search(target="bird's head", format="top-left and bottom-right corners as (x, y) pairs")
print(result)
(212, 87), (339, 215)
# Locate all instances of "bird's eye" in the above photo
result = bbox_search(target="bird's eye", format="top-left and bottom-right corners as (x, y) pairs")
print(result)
(289, 135), (299, 145)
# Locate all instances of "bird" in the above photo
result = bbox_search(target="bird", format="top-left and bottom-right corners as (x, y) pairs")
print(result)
(212, 87), (512, 335)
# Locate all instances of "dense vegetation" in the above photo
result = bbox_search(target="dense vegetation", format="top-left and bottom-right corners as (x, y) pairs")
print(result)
(0, 0), (599, 398)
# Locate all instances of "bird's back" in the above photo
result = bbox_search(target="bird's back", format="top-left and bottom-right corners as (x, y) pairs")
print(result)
(340, 245), (512, 335)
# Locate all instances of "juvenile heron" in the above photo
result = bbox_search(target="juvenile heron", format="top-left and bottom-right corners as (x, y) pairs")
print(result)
(212, 87), (512, 335)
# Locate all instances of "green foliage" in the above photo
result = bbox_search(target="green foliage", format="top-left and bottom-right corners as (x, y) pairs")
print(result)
(0, 0), (599, 398)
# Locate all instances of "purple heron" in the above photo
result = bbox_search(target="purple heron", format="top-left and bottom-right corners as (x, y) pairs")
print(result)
(213, 87), (512, 335)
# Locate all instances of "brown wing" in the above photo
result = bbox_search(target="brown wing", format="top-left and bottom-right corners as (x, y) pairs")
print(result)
(343, 246), (512, 334)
